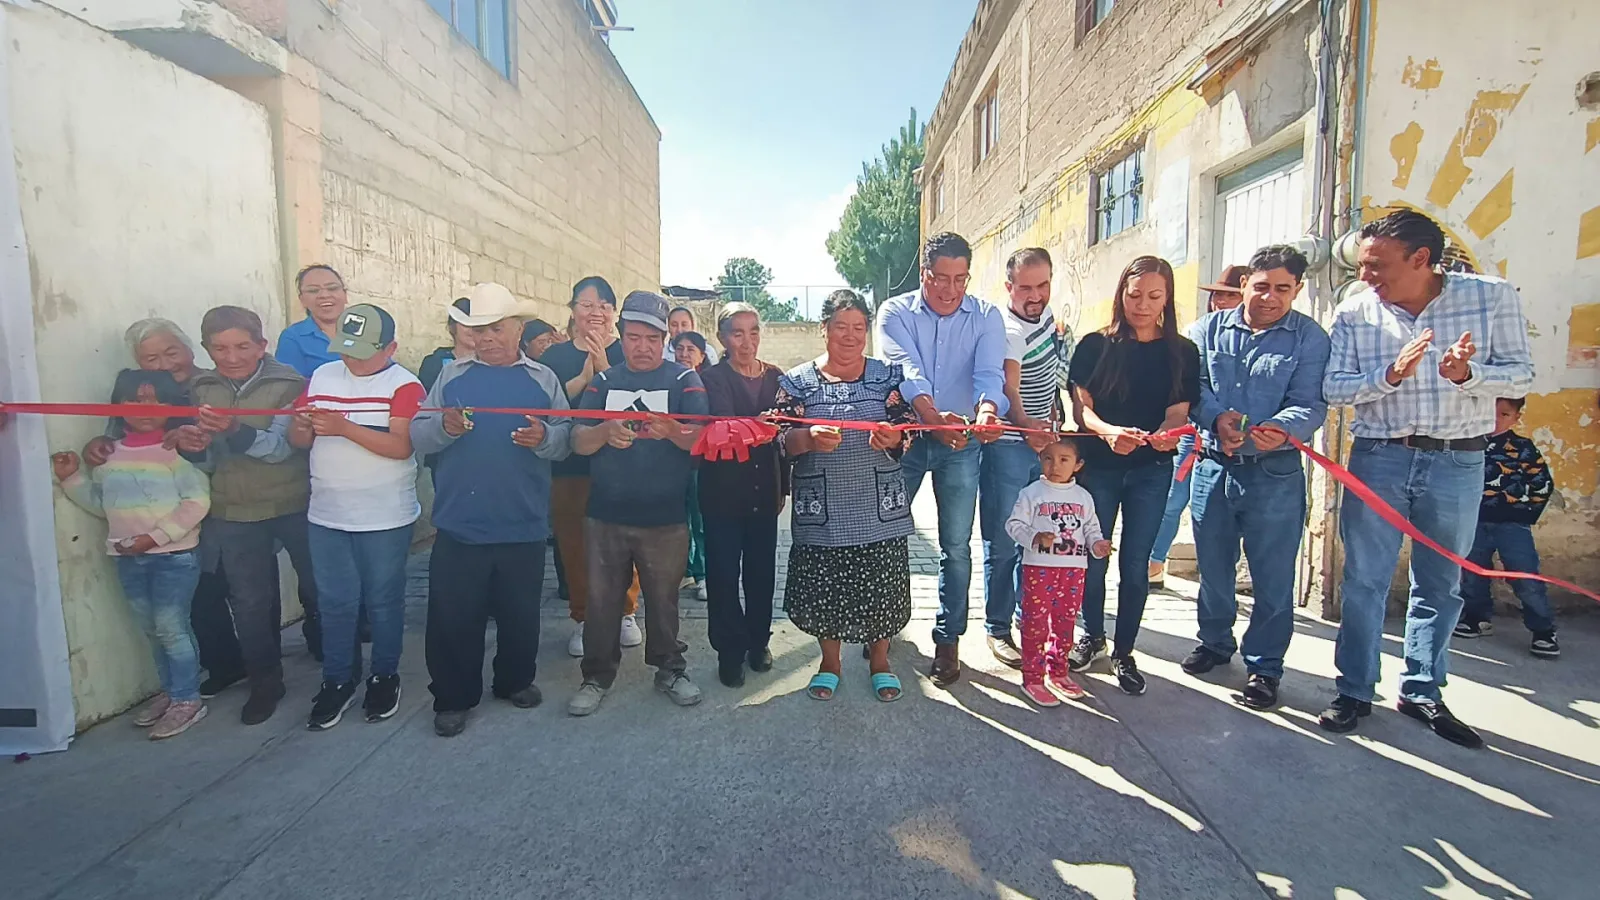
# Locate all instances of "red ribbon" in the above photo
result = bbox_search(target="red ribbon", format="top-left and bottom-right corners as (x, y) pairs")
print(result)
(8, 400), (1589, 602)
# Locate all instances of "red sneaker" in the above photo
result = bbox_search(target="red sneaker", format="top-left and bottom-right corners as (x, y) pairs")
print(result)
(133, 694), (171, 728)
(1049, 674), (1087, 700)
(1023, 682), (1061, 707)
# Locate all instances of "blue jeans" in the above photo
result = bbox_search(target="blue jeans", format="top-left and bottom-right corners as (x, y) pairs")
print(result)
(1190, 453), (1307, 679)
(903, 439), (981, 645)
(1079, 461), (1172, 657)
(1460, 521), (1554, 634)
(979, 440), (1041, 638)
(1335, 440), (1482, 704)
(115, 551), (203, 702)
(1149, 434), (1196, 564)
(308, 523), (413, 685)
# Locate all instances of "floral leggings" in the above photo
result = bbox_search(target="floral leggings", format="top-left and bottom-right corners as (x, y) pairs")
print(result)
(1020, 565), (1087, 685)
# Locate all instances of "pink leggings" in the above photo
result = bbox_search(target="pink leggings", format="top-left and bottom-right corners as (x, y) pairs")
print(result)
(1020, 565), (1087, 685)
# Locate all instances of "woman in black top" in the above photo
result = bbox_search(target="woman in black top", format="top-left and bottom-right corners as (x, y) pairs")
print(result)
(1065, 255), (1200, 695)
(697, 304), (788, 688)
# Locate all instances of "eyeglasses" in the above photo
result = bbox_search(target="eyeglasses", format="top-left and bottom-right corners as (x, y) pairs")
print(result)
(573, 300), (613, 314)
(926, 273), (970, 290)
(301, 285), (345, 296)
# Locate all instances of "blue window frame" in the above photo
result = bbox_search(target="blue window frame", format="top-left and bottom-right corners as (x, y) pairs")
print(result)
(1093, 148), (1144, 244)
(422, 0), (513, 79)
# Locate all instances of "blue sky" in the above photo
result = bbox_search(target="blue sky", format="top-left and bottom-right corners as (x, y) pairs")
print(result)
(608, 0), (974, 300)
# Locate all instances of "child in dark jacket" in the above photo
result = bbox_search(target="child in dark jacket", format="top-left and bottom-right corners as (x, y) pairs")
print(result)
(1455, 397), (1557, 658)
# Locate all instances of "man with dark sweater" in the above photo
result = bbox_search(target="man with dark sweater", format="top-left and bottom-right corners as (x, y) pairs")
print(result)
(567, 291), (709, 717)
(1455, 396), (1558, 657)
(411, 283), (572, 737)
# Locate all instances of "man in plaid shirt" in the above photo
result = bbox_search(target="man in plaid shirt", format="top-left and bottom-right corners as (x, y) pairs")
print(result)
(1318, 209), (1533, 748)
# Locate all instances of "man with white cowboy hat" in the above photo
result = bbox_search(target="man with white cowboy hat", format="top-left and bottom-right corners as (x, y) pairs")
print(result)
(412, 282), (573, 737)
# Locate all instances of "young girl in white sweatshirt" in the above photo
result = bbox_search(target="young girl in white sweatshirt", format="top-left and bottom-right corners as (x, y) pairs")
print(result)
(1005, 436), (1111, 707)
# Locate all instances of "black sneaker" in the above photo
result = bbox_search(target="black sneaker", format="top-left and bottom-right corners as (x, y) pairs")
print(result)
(1317, 694), (1372, 733)
(1067, 635), (1106, 673)
(1112, 655), (1147, 695)
(1396, 698), (1483, 748)
(1530, 632), (1560, 659)
(1180, 646), (1229, 676)
(718, 657), (745, 688)
(362, 674), (401, 722)
(307, 680), (358, 731)
(1452, 620), (1492, 639)
(199, 671), (245, 699)
(1239, 674), (1279, 710)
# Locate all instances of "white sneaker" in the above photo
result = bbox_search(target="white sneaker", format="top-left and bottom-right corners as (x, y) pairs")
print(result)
(620, 615), (643, 647)
(567, 627), (584, 658)
(655, 670), (703, 707)
(568, 681), (607, 717)
(695, 580), (708, 601)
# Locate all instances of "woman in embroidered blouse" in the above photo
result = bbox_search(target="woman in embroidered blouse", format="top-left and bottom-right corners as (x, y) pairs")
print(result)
(770, 290), (915, 702)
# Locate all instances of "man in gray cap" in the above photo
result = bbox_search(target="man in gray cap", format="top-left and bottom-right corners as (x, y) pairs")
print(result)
(567, 290), (710, 716)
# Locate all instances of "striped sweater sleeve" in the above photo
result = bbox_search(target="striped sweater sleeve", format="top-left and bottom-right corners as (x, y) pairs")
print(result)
(149, 456), (212, 546)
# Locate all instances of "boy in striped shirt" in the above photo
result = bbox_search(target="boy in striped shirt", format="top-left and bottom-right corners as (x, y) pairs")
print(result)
(290, 304), (425, 730)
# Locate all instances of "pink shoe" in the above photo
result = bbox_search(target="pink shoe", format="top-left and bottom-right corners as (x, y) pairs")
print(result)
(1023, 682), (1061, 707)
(133, 694), (171, 728)
(1049, 674), (1087, 700)
(150, 701), (207, 740)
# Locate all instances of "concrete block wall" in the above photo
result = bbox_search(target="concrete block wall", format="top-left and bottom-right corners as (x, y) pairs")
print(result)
(280, 0), (660, 371)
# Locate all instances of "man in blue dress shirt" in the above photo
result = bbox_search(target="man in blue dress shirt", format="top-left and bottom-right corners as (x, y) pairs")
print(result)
(877, 232), (1009, 687)
(1180, 245), (1330, 711)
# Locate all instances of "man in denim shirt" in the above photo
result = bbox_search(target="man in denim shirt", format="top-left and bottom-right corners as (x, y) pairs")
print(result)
(1180, 245), (1330, 710)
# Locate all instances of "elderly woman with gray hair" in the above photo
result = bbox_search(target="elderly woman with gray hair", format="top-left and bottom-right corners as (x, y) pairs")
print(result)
(697, 301), (787, 688)
(82, 318), (248, 698)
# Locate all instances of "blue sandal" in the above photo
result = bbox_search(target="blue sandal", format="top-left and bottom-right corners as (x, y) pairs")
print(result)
(807, 672), (840, 701)
(871, 672), (903, 703)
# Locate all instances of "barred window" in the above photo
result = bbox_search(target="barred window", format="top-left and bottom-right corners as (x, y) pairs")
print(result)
(1093, 149), (1144, 244)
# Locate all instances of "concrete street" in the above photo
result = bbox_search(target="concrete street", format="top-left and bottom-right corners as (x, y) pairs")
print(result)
(4, 495), (1596, 899)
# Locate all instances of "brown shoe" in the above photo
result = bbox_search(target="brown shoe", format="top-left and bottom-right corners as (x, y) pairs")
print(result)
(930, 643), (962, 688)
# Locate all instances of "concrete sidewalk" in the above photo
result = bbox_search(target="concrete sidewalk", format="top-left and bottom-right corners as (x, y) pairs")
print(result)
(4, 507), (1596, 899)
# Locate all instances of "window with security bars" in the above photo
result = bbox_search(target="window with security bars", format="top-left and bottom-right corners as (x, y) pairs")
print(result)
(423, 0), (514, 79)
(1092, 149), (1144, 244)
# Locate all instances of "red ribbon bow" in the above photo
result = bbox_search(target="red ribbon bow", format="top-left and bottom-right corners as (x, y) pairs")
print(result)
(691, 418), (779, 462)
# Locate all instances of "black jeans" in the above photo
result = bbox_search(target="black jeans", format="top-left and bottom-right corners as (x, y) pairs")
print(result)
(425, 531), (545, 712)
(702, 514), (778, 665)
(191, 566), (244, 681)
(209, 513), (318, 682)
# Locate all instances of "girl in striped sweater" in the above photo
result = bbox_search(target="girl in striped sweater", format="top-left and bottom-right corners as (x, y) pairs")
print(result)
(53, 370), (212, 740)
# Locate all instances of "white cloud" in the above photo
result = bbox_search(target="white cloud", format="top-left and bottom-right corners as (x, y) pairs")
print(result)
(660, 185), (857, 295)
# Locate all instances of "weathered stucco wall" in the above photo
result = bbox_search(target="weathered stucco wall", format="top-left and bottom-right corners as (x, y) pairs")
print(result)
(11, 4), (284, 726)
(1360, 0), (1600, 598)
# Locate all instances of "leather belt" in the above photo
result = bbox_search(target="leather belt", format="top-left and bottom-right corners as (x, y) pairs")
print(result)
(1376, 435), (1488, 452)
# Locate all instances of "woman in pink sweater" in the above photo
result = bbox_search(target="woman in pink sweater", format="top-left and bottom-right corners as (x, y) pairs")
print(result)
(54, 370), (212, 739)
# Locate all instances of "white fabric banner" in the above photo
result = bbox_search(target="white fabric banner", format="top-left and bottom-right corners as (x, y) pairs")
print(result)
(0, 6), (76, 754)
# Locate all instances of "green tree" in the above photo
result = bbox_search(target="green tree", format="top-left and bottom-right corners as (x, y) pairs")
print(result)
(827, 108), (924, 305)
(714, 256), (799, 322)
